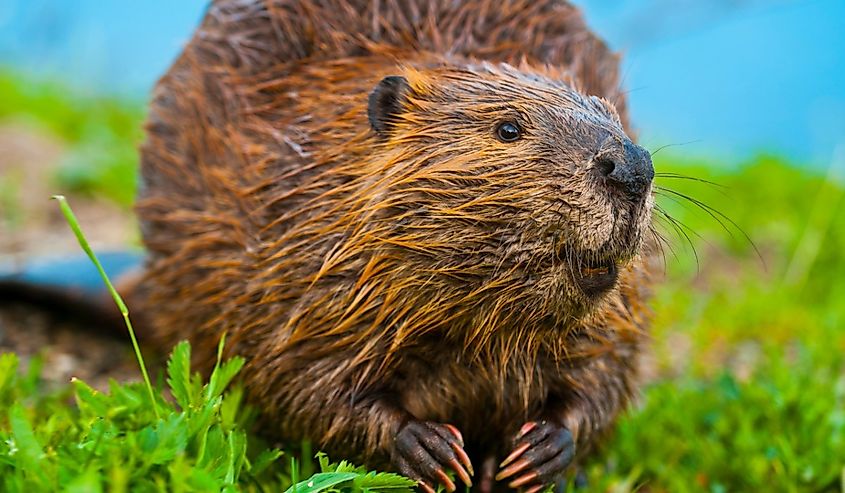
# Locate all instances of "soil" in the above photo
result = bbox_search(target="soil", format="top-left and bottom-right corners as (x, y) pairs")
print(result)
(0, 302), (141, 389)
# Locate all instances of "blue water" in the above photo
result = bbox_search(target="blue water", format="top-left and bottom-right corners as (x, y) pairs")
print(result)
(0, 0), (843, 166)
(0, 251), (143, 297)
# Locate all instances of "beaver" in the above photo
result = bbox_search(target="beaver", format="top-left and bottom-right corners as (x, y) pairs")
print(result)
(132, 1), (657, 491)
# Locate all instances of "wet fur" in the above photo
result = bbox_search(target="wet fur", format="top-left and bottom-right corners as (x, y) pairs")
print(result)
(134, 0), (655, 481)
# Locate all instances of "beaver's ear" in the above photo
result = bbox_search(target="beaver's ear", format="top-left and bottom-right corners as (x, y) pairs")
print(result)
(368, 76), (411, 136)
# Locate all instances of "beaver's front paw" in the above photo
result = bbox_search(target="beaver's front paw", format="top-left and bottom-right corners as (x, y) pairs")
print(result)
(496, 421), (575, 493)
(391, 421), (474, 493)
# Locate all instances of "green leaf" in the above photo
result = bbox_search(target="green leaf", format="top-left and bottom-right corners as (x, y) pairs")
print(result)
(250, 449), (283, 476)
(22, 354), (45, 394)
(219, 385), (244, 430)
(186, 468), (220, 491)
(8, 403), (50, 487)
(107, 381), (152, 418)
(73, 379), (111, 418)
(64, 466), (104, 493)
(205, 357), (245, 402)
(167, 341), (193, 410)
(224, 430), (247, 484)
(316, 452), (331, 472)
(187, 397), (219, 438)
(140, 414), (189, 465)
(354, 472), (417, 491)
(197, 425), (227, 474)
(284, 472), (359, 493)
(0, 353), (19, 395)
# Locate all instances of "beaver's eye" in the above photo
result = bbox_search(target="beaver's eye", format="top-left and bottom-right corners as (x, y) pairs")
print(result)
(495, 121), (521, 142)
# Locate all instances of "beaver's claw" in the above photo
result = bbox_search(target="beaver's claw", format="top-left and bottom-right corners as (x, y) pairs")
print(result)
(496, 421), (575, 493)
(392, 421), (474, 493)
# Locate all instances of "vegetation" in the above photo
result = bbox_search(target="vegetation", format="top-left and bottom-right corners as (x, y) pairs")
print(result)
(1, 74), (843, 492)
(580, 157), (845, 493)
(0, 70), (142, 206)
(0, 340), (415, 492)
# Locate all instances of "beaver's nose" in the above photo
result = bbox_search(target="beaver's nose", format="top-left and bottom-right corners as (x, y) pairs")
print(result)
(595, 140), (655, 199)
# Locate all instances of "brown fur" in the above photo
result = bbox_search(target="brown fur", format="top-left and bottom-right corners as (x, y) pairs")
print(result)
(134, 0), (656, 488)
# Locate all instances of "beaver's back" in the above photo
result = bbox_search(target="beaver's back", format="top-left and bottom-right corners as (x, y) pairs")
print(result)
(190, 0), (625, 103)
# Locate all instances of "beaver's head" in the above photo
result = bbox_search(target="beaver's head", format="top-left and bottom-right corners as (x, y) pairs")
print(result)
(365, 61), (653, 314)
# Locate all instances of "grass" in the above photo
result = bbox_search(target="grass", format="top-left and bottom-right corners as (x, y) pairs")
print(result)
(0, 341), (416, 492)
(1, 74), (844, 492)
(1, 196), (417, 493)
(580, 157), (845, 492)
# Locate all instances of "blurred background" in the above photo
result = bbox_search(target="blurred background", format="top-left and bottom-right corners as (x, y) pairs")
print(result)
(0, 1), (844, 491)
(2, 0), (843, 163)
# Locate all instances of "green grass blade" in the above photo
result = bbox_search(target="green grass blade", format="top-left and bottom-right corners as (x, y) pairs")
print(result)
(52, 194), (159, 419)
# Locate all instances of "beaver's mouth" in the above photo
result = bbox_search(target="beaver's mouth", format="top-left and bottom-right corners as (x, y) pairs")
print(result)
(574, 257), (618, 297)
(556, 247), (619, 297)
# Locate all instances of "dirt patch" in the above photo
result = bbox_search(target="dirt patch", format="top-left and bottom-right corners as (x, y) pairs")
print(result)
(0, 302), (141, 390)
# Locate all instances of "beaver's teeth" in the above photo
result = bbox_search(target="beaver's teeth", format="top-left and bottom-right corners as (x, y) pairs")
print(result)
(581, 266), (609, 277)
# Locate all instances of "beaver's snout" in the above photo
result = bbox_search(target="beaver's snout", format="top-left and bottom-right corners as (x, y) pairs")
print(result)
(595, 139), (654, 200)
